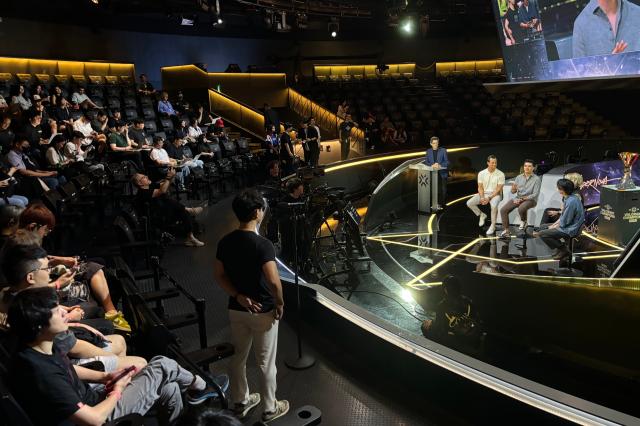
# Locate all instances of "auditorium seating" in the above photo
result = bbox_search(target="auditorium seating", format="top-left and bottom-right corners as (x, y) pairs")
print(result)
(301, 61), (625, 146)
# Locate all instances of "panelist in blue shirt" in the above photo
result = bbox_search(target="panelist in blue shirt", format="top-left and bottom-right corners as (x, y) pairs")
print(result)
(424, 136), (449, 209)
(533, 178), (585, 261)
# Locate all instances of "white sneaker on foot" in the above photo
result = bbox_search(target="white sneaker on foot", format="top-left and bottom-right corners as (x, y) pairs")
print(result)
(234, 393), (261, 419)
(185, 237), (205, 247)
(499, 230), (510, 238)
(263, 400), (290, 423)
(479, 212), (488, 227)
(519, 222), (526, 231)
(486, 224), (495, 235)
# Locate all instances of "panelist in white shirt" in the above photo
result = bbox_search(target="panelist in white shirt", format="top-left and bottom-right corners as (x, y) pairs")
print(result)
(466, 155), (505, 235)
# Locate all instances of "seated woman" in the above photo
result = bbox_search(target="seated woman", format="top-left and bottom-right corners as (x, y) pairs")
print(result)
(17, 203), (131, 332)
(45, 134), (73, 173)
(186, 117), (203, 143)
(132, 171), (205, 247)
(7, 287), (224, 426)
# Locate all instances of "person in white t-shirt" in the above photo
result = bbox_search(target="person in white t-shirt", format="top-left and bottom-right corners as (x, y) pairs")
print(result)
(150, 136), (188, 190)
(466, 155), (505, 235)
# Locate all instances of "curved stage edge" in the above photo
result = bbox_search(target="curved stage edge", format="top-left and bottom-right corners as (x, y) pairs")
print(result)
(271, 141), (640, 425)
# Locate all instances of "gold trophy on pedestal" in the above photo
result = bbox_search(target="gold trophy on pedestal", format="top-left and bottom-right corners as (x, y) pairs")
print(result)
(617, 152), (639, 190)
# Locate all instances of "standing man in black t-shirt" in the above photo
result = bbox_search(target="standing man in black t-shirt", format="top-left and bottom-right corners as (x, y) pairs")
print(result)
(214, 189), (289, 423)
(305, 118), (320, 167)
(279, 123), (295, 175)
(338, 114), (358, 161)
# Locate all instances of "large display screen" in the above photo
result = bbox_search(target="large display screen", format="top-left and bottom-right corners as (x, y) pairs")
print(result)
(492, 0), (640, 82)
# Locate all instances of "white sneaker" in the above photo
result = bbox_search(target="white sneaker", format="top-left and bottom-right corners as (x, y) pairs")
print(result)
(478, 212), (488, 227)
(185, 237), (205, 247)
(486, 224), (495, 235)
(519, 222), (526, 231)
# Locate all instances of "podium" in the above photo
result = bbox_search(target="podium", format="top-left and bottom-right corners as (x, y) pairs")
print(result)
(409, 163), (441, 214)
(598, 185), (640, 246)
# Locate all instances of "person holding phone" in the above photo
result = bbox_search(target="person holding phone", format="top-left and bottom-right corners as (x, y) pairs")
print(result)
(0, 165), (28, 207)
(7, 287), (227, 426)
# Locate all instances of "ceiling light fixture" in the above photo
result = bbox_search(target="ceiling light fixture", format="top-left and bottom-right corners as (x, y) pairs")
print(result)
(328, 17), (339, 38)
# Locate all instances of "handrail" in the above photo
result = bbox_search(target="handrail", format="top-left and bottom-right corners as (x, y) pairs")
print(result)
(288, 88), (366, 152)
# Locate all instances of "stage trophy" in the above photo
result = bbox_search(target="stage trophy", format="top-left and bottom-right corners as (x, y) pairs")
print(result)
(617, 152), (639, 190)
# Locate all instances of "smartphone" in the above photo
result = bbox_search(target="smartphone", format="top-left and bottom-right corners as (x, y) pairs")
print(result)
(105, 365), (137, 390)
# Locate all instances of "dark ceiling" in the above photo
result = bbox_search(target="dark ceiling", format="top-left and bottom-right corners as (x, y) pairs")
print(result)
(2, 0), (497, 40)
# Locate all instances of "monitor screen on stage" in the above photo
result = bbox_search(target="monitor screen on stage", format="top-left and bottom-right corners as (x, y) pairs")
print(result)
(492, 0), (640, 82)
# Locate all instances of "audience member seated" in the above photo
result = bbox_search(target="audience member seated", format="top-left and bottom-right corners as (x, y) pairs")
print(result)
(71, 86), (101, 110)
(533, 178), (585, 261)
(0, 164), (28, 208)
(0, 115), (15, 154)
(0, 94), (8, 112)
(49, 86), (64, 108)
(137, 73), (157, 96)
(21, 110), (49, 150)
(65, 131), (104, 173)
(158, 91), (178, 117)
(187, 117), (204, 142)
(150, 136), (189, 191)
(16, 203), (131, 331)
(165, 137), (204, 172)
(174, 91), (190, 115)
(392, 123), (408, 145)
(7, 287), (225, 425)
(108, 121), (143, 171)
(107, 109), (123, 131)
(0, 242), (142, 365)
(10, 84), (32, 111)
(6, 137), (66, 192)
(45, 134), (73, 174)
(73, 113), (100, 146)
(132, 172), (205, 247)
(128, 118), (150, 149)
(91, 109), (109, 135)
(0, 205), (22, 248)
(380, 116), (395, 146)
(54, 97), (74, 127)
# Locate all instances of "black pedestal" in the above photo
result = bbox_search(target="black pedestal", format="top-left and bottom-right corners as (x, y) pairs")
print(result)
(599, 185), (640, 246)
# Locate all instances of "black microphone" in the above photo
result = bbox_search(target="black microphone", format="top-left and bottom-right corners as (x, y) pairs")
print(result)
(277, 201), (306, 209)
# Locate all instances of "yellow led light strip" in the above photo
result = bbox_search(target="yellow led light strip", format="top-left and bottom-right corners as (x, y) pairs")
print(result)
(407, 281), (443, 289)
(427, 212), (436, 234)
(367, 235), (561, 268)
(580, 231), (624, 251)
(586, 205), (600, 212)
(372, 214), (437, 238)
(581, 254), (621, 260)
(324, 147), (478, 173)
(407, 239), (480, 286)
(445, 194), (474, 206)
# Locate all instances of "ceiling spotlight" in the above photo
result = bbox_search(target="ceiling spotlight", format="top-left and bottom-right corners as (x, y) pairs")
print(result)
(401, 18), (414, 34)
(91, 0), (99, 4)
(328, 17), (339, 38)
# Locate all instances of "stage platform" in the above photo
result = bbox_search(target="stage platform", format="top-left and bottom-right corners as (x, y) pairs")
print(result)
(281, 149), (640, 422)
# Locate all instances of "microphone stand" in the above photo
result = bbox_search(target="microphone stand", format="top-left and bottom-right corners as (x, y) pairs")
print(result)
(285, 203), (316, 370)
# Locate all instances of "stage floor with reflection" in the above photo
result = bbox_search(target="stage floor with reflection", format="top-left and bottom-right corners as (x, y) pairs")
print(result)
(365, 196), (621, 291)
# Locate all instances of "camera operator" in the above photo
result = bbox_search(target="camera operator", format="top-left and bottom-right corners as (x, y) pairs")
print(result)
(278, 178), (308, 265)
